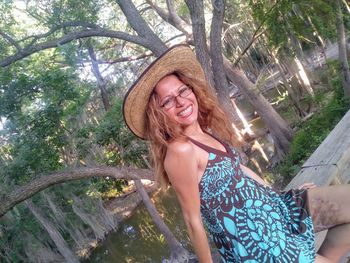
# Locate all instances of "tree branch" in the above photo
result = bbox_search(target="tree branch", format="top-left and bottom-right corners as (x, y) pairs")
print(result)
(0, 166), (154, 217)
(147, 0), (192, 37)
(233, 28), (266, 66)
(97, 51), (153, 64)
(231, 0), (280, 65)
(18, 21), (101, 45)
(342, 0), (350, 13)
(116, 0), (167, 56)
(0, 28), (149, 67)
(0, 31), (22, 52)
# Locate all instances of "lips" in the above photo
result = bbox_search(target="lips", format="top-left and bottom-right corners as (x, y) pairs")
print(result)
(177, 105), (193, 117)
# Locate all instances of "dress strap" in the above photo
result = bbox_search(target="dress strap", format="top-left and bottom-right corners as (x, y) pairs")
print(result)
(187, 137), (214, 153)
(187, 133), (233, 157)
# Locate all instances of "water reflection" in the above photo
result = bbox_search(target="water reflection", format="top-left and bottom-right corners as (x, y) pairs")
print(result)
(85, 189), (191, 263)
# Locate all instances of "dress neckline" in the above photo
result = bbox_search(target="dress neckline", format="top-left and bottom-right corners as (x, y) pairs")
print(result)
(187, 133), (233, 158)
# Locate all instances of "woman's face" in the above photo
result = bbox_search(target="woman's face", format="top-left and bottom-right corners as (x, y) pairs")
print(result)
(155, 74), (199, 128)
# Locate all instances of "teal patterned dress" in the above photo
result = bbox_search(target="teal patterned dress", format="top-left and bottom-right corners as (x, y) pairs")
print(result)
(188, 137), (315, 263)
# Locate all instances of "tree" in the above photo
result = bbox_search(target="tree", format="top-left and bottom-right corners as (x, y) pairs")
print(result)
(335, 0), (350, 97)
(1, 0), (345, 261)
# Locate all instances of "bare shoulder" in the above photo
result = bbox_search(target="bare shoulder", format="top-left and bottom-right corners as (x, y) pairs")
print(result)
(164, 139), (197, 181)
(166, 139), (195, 156)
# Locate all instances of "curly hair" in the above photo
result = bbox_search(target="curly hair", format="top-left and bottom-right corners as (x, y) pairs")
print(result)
(145, 71), (242, 190)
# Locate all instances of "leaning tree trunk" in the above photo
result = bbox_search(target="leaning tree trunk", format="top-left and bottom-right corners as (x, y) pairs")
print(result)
(134, 179), (193, 263)
(283, 12), (314, 97)
(71, 195), (109, 240)
(224, 58), (293, 161)
(25, 199), (79, 263)
(270, 50), (307, 117)
(0, 166), (154, 217)
(336, 0), (350, 97)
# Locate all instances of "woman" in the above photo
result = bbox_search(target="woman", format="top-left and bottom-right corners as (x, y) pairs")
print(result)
(123, 45), (350, 263)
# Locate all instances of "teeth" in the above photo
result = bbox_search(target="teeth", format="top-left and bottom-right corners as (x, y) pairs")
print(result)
(178, 105), (192, 117)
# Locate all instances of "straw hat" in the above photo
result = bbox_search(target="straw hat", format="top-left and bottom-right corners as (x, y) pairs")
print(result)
(122, 44), (206, 139)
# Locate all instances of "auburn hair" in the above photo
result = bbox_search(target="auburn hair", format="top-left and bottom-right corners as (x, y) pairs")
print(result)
(145, 71), (242, 190)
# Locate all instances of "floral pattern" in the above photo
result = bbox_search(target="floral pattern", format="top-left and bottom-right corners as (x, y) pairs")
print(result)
(198, 145), (315, 263)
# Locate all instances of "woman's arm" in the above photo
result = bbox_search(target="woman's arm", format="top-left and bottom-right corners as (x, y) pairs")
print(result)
(240, 164), (317, 190)
(165, 141), (213, 263)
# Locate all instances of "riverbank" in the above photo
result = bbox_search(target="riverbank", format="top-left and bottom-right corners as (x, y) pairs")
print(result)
(75, 180), (158, 260)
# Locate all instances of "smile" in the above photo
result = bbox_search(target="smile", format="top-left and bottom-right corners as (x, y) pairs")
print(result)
(178, 105), (193, 117)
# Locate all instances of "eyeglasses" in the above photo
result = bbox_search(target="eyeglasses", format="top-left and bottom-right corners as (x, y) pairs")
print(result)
(159, 86), (193, 110)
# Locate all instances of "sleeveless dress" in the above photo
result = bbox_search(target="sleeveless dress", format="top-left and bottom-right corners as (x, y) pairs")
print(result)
(188, 137), (315, 263)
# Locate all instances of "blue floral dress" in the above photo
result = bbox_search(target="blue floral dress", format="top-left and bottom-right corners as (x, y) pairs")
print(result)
(188, 137), (315, 263)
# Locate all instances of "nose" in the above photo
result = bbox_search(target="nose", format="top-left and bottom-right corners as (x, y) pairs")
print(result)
(175, 95), (186, 107)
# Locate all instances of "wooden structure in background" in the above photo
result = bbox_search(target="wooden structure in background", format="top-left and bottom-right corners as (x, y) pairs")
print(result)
(286, 109), (350, 190)
(285, 109), (350, 260)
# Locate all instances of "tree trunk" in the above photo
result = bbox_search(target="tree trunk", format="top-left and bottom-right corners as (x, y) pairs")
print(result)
(283, 14), (314, 97)
(270, 51), (306, 117)
(184, 0), (215, 88)
(23, 232), (64, 263)
(25, 199), (79, 263)
(185, 0), (242, 128)
(95, 197), (118, 232)
(88, 46), (111, 111)
(116, 0), (167, 56)
(44, 192), (90, 250)
(276, 62), (306, 117)
(209, 0), (243, 135)
(0, 166), (154, 217)
(134, 179), (193, 262)
(71, 195), (110, 240)
(224, 58), (293, 161)
(336, 0), (350, 97)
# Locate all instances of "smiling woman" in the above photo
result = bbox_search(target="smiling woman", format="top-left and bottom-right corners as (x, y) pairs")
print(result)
(122, 44), (350, 263)
(155, 76), (198, 128)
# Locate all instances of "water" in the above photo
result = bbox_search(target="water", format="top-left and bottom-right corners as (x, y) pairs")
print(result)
(85, 189), (191, 263)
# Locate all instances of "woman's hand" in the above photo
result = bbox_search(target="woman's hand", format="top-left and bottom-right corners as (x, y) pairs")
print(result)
(298, 182), (317, 190)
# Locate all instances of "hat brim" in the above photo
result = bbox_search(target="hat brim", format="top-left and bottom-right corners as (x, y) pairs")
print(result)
(122, 44), (205, 139)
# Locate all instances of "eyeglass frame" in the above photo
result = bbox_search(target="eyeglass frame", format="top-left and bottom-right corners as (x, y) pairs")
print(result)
(157, 85), (193, 110)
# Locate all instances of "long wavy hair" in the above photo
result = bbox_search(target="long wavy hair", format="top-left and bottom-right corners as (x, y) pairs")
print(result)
(145, 71), (242, 189)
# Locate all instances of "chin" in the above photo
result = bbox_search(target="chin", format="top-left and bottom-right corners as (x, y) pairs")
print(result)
(176, 113), (198, 127)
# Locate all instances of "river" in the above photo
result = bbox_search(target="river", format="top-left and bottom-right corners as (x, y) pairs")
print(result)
(84, 189), (191, 263)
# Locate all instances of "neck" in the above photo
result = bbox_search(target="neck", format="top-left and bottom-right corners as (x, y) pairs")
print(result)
(182, 121), (204, 137)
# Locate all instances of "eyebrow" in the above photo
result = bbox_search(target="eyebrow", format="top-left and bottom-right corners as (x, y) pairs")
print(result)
(159, 85), (187, 101)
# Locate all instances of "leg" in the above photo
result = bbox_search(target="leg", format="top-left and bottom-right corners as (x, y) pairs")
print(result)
(318, 223), (350, 262)
(307, 185), (350, 262)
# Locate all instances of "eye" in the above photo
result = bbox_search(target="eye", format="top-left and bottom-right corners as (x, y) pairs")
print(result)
(161, 98), (173, 108)
(179, 86), (191, 97)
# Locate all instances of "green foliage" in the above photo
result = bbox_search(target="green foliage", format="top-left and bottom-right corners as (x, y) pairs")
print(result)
(0, 63), (87, 183)
(71, 97), (148, 194)
(273, 60), (350, 181)
(249, 0), (337, 53)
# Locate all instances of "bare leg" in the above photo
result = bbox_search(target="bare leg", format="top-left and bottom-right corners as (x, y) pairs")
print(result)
(318, 223), (350, 262)
(307, 185), (350, 262)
